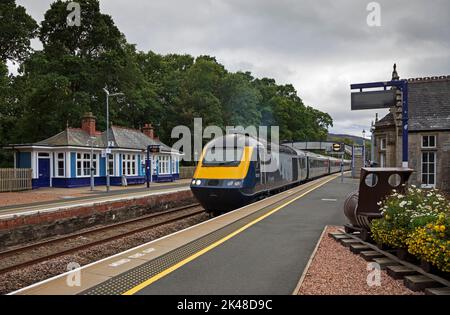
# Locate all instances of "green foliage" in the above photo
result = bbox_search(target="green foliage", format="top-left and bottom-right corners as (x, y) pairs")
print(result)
(0, 0), (38, 62)
(371, 186), (450, 248)
(0, 0), (334, 157)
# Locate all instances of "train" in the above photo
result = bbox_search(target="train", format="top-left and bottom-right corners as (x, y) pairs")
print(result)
(190, 133), (351, 215)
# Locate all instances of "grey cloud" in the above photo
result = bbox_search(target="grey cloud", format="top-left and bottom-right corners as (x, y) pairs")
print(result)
(15, 0), (450, 136)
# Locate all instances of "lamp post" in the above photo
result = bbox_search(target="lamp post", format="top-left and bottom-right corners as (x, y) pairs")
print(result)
(362, 129), (366, 167)
(370, 120), (375, 166)
(87, 137), (96, 191)
(103, 87), (123, 192)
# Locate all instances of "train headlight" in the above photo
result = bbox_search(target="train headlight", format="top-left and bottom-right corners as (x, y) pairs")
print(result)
(233, 180), (242, 186)
(195, 179), (202, 186)
(191, 179), (196, 185)
(226, 180), (234, 186)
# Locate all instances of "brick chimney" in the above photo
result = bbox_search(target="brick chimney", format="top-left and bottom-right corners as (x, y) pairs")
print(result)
(142, 123), (155, 139)
(81, 112), (97, 136)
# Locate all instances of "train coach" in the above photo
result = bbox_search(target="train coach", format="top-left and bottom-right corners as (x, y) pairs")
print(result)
(190, 133), (351, 215)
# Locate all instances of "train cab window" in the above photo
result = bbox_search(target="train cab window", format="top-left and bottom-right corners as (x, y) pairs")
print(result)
(202, 147), (243, 166)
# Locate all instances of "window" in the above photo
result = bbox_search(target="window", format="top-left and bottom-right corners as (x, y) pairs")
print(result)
(107, 154), (114, 175)
(158, 155), (170, 174)
(57, 153), (65, 177)
(422, 151), (436, 187)
(202, 147), (243, 166)
(380, 138), (387, 150)
(380, 153), (386, 167)
(76, 153), (97, 177)
(122, 154), (137, 176)
(172, 156), (177, 174)
(422, 135), (436, 148)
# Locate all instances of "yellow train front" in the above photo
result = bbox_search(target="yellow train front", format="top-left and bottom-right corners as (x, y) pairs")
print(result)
(191, 134), (352, 215)
(191, 134), (304, 215)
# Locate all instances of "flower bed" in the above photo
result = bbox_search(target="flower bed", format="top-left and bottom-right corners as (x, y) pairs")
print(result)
(370, 186), (450, 273)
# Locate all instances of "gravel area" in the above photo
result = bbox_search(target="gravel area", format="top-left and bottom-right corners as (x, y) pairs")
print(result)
(0, 206), (203, 271)
(297, 226), (422, 295)
(0, 213), (209, 294)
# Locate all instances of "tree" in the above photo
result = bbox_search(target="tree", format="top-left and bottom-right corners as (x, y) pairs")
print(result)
(219, 72), (262, 127)
(40, 0), (125, 58)
(0, 0), (335, 155)
(0, 0), (38, 62)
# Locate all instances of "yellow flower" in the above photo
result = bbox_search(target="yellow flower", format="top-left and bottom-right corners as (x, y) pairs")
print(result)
(439, 225), (446, 232)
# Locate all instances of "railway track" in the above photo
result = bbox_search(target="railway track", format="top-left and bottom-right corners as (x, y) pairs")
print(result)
(0, 203), (204, 274)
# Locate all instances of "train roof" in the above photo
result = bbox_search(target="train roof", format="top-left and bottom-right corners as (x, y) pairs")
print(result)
(304, 151), (329, 160)
(207, 133), (299, 154)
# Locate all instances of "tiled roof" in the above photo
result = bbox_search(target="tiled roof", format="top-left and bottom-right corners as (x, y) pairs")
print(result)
(374, 112), (394, 128)
(408, 76), (450, 131)
(32, 126), (175, 153)
(375, 76), (450, 131)
(110, 126), (172, 152)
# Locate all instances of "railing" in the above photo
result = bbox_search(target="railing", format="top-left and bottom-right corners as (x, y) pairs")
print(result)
(0, 168), (33, 192)
(179, 166), (196, 179)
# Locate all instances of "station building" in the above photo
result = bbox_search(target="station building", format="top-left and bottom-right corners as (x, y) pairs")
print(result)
(373, 66), (450, 191)
(6, 113), (182, 188)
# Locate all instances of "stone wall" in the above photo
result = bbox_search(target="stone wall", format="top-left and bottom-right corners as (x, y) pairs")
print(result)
(374, 129), (450, 192)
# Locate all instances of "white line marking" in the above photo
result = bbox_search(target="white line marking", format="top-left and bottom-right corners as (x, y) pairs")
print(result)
(128, 253), (146, 259)
(321, 198), (337, 201)
(108, 259), (131, 267)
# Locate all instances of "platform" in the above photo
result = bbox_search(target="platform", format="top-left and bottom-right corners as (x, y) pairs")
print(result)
(11, 173), (358, 295)
(0, 180), (190, 219)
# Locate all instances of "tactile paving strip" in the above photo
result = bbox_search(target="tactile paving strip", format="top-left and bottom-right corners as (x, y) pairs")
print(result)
(81, 195), (292, 295)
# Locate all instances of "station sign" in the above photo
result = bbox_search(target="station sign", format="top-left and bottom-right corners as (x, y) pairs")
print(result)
(351, 89), (396, 110)
(148, 145), (160, 153)
(101, 148), (112, 157)
(332, 143), (343, 152)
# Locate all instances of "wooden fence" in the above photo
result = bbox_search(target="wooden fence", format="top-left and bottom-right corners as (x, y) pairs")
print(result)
(179, 166), (196, 179)
(0, 168), (33, 192)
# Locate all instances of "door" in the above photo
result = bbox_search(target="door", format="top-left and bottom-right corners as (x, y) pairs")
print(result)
(292, 157), (298, 181)
(38, 158), (50, 187)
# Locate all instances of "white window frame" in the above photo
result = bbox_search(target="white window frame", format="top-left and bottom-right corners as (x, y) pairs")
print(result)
(172, 156), (177, 174)
(422, 135), (436, 149)
(421, 151), (436, 188)
(380, 152), (386, 167)
(107, 153), (114, 176)
(55, 152), (65, 178)
(76, 152), (98, 177)
(122, 154), (137, 176)
(158, 155), (170, 175)
(380, 138), (387, 150)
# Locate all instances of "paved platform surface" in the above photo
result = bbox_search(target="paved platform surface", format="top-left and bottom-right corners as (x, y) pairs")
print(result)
(134, 176), (358, 295)
(0, 180), (191, 218)
(11, 174), (358, 295)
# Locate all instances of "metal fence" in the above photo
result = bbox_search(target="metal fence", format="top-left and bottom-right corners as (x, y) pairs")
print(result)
(179, 166), (196, 179)
(0, 168), (33, 192)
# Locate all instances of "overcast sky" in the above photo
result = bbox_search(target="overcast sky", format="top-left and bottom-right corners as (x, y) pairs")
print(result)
(13, 0), (450, 137)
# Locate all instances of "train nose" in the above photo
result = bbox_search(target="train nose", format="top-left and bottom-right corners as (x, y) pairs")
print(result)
(190, 186), (249, 213)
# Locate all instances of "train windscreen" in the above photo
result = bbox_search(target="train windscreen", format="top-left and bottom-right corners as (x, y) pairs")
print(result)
(202, 147), (244, 166)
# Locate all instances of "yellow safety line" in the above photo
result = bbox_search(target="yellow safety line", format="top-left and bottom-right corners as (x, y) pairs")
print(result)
(122, 174), (340, 295)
